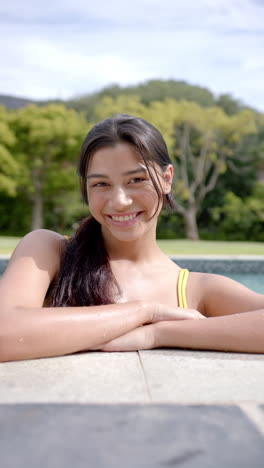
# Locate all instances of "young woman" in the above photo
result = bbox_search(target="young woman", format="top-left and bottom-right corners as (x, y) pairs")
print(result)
(0, 114), (264, 361)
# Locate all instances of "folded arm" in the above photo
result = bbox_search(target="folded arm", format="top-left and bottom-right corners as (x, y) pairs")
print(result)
(0, 300), (150, 361)
(155, 309), (264, 353)
(95, 308), (264, 353)
(166, 273), (264, 353)
(96, 274), (264, 353)
(0, 230), (149, 361)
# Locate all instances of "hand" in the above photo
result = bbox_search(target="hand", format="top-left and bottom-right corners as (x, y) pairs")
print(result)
(93, 323), (156, 352)
(91, 307), (206, 352)
(151, 303), (206, 323)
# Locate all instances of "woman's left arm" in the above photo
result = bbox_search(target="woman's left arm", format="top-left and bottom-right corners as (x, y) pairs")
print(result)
(155, 309), (264, 353)
(96, 274), (264, 353)
(156, 274), (264, 354)
(96, 309), (264, 353)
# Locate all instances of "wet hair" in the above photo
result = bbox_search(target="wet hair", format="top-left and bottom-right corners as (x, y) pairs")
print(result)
(48, 114), (175, 307)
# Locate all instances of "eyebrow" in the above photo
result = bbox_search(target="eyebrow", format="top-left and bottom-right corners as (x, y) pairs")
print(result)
(86, 167), (147, 180)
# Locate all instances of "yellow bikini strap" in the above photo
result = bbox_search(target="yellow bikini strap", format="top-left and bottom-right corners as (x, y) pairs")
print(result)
(177, 268), (189, 309)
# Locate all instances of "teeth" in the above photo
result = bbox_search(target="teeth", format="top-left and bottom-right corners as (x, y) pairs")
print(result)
(111, 213), (138, 222)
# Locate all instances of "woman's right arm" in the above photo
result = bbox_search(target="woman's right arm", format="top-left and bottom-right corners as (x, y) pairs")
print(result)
(0, 230), (196, 362)
(0, 230), (151, 361)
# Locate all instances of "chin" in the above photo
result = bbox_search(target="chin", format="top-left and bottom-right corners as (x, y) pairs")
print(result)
(112, 232), (141, 243)
(106, 226), (145, 243)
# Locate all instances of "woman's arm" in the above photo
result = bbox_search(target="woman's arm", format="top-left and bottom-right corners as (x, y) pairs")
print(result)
(0, 300), (150, 361)
(200, 273), (264, 318)
(154, 273), (264, 354)
(0, 230), (148, 361)
(155, 275), (264, 353)
(155, 309), (264, 353)
(94, 308), (264, 353)
(96, 275), (264, 353)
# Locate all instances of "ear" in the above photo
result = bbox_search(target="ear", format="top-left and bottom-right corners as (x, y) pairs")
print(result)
(162, 164), (173, 194)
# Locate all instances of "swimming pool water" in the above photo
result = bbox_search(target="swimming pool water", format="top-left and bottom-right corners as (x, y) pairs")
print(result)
(227, 274), (264, 294)
(0, 260), (263, 293)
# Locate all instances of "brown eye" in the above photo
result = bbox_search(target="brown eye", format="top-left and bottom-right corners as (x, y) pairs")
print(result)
(92, 182), (108, 187)
(130, 177), (145, 184)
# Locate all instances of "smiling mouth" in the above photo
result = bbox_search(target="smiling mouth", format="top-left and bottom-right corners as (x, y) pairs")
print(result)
(107, 212), (142, 222)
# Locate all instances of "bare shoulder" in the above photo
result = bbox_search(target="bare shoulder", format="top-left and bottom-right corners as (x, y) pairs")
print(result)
(185, 272), (207, 313)
(7, 229), (66, 269)
(188, 272), (264, 317)
(0, 229), (67, 309)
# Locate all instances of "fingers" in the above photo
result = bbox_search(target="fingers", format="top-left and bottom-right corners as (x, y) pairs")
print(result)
(152, 304), (206, 323)
(90, 307), (206, 352)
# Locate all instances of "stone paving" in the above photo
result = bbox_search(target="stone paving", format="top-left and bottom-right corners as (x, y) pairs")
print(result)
(1, 350), (264, 467)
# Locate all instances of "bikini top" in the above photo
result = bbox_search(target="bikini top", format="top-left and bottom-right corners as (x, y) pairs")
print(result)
(177, 268), (189, 308)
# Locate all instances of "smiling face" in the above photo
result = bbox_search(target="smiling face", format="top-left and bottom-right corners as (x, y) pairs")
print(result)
(86, 142), (173, 244)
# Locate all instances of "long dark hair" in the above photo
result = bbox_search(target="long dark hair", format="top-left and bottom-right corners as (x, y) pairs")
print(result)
(48, 114), (175, 307)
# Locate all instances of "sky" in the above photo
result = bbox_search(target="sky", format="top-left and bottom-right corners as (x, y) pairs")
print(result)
(1, 0), (264, 111)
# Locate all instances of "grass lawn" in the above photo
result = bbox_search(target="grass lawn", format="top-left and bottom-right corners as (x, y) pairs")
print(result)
(0, 237), (21, 255)
(0, 236), (263, 256)
(157, 239), (264, 255)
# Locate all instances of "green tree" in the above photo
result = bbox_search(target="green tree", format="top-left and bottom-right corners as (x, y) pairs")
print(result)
(11, 104), (88, 230)
(0, 107), (19, 196)
(216, 93), (244, 115)
(68, 79), (218, 119)
(95, 95), (148, 122)
(98, 79), (216, 107)
(212, 183), (264, 241)
(147, 100), (257, 239)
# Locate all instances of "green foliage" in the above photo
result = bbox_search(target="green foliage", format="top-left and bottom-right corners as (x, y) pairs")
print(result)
(157, 210), (185, 239)
(215, 94), (245, 115)
(211, 183), (264, 241)
(0, 107), (20, 196)
(9, 104), (89, 229)
(68, 79), (217, 119)
(95, 95), (148, 122)
(0, 192), (32, 235)
(66, 80), (251, 123)
(66, 94), (100, 122)
(44, 190), (89, 234)
(1, 89), (263, 240)
(97, 79), (216, 107)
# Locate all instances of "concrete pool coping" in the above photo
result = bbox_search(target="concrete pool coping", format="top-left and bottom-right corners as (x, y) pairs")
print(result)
(1, 350), (264, 468)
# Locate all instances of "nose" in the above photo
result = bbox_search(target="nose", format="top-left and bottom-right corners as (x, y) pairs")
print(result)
(109, 186), (133, 211)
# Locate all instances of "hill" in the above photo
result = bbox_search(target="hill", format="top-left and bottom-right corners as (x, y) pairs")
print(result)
(0, 94), (37, 109)
(0, 79), (247, 117)
(0, 94), (64, 110)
